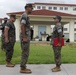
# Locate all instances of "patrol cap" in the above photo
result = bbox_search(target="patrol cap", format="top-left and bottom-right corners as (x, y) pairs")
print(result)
(25, 4), (33, 9)
(4, 17), (8, 20)
(53, 15), (62, 21)
(10, 15), (17, 19)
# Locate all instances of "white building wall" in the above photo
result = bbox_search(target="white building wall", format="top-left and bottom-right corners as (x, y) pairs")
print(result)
(33, 25), (38, 38)
(46, 25), (51, 35)
(35, 4), (76, 15)
(64, 24), (69, 33)
(69, 19), (75, 42)
(14, 17), (20, 41)
(34, 4), (76, 35)
(10, 3), (76, 41)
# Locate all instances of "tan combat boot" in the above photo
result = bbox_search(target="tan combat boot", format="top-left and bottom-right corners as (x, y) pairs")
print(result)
(20, 67), (32, 74)
(6, 62), (15, 67)
(51, 66), (61, 72)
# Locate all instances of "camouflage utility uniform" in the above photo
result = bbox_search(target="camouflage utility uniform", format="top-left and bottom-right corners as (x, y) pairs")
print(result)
(1, 22), (7, 50)
(52, 22), (63, 66)
(20, 12), (30, 69)
(5, 21), (16, 62)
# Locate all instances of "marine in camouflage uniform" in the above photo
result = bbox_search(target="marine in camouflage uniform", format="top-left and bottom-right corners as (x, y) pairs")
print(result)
(20, 4), (33, 73)
(4, 15), (16, 67)
(20, 12), (30, 68)
(1, 18), (8, 50)
(51, 16), (63, 72)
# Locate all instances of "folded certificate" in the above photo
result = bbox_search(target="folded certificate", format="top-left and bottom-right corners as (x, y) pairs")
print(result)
(54, 38), (64, 46)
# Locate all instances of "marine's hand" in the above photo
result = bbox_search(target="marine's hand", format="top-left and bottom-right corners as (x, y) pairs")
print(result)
(23, 37), (28, 42)
(5, 38), (9, 43)
(56, 43), (61, 46)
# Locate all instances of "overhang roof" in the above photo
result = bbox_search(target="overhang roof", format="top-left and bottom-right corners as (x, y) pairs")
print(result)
(7, 9), (76, 17)
(0, 18), (3, 20)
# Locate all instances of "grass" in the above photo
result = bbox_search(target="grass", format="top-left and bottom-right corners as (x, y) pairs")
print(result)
(0, 42), (76, 64)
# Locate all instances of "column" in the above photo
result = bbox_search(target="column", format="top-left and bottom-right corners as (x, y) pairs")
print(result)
(33, 25), (38, 38)
(69, 19), (74, 42)
(14, 17), (20, 41)
(46, 25), (51, 35)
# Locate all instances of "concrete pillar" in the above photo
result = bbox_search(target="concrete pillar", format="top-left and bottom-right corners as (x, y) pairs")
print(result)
(69, 19), (74, 42)
(33, 25), (38, 38)
(46, 25), (51, 35)
(14, 17), (20, 41)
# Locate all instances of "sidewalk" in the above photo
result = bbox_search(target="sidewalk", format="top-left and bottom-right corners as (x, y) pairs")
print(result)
(0, 64), (76, 75)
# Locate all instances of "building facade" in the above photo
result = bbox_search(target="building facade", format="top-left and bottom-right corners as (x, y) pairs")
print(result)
(33, 3), (76, 34)
(7, 2), (76, 42)
(32, 3), (76, 41)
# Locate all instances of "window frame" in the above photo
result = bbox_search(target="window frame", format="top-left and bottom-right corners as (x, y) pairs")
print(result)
(37, 6), (41, 9)
(60, 7), (63, 10)
(48, 7), (52, 10)
(64, 28), (68, 31)
(53, 7), (57, 10)
(64, 7), (68, 10)
(42, 6), (46, 9)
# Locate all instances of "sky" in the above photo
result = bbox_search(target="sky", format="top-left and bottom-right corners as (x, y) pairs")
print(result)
(0, 0), (76, 18)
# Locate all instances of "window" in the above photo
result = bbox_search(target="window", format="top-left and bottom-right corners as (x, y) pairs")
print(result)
(53, 7), (57, 10)
(74, 28), (76, 31)
(48, 7), (52, 10)
(73, 8), (76, 11)
(64, 7), (68, 10)
(64, 28), (68, 31)
(60, 7), (63, 10)
(37, 6), (41, 9)
(42, 6), (46, 9)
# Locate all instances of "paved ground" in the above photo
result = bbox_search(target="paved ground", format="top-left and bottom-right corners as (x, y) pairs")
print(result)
(0, 64), (76, 75)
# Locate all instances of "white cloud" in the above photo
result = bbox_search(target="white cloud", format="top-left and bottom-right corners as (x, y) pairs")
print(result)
(0, 0), (76, 18)
(0, 0), (27, 18)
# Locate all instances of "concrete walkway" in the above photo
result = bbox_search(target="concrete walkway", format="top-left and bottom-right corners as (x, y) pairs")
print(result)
(0, 64), (76, 75)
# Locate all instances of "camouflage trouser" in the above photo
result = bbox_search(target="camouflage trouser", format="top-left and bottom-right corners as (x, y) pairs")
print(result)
(1, 34), (6, 50)
(5, 42), (15, 62)
(53, 46), (62, 66)
(20, 40), (30, 68)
